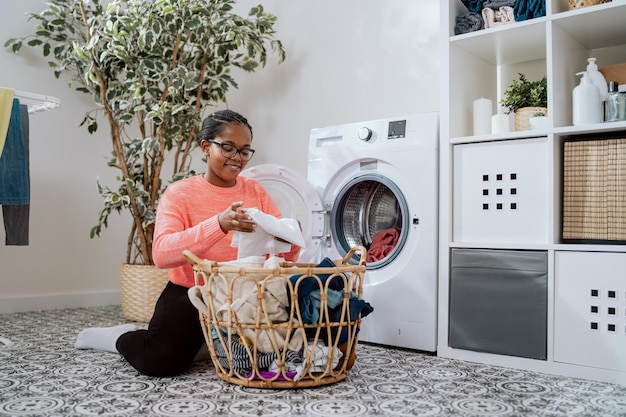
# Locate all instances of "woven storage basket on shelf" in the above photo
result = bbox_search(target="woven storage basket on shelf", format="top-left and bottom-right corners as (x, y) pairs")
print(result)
(562, 138), (626, 242)
(568, 0), (611, 10)
(515, 107), (547, 131)
(184, 246), (367, 389)
(120, 264), (169, 322)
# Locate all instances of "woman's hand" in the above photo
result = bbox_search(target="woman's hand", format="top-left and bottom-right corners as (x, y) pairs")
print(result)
(218, 201), (256, 233)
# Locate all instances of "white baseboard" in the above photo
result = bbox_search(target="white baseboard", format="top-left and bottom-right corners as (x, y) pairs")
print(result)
(0, 290), (121, 314)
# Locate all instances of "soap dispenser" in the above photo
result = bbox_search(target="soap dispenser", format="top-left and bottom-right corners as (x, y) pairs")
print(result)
(573, 71), (603, 126)
(586, 57), (608, 100)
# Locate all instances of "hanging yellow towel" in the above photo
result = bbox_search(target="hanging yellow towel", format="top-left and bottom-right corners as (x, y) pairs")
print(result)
(0, 88), (16, 159)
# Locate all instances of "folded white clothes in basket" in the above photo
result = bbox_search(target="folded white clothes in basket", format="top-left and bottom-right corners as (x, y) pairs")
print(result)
(187, 255), (304, 353)
(231, 208), (305, 258)
(187, 255), (267, 316)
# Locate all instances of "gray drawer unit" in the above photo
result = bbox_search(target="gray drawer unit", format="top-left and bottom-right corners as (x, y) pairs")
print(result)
(449, 249), (548, 360)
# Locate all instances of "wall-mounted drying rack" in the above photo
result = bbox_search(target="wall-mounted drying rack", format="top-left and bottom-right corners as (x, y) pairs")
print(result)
(13, 90), (61, 114)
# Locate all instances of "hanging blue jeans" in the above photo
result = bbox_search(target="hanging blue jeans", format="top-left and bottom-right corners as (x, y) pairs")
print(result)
(0, 99), (30, 245)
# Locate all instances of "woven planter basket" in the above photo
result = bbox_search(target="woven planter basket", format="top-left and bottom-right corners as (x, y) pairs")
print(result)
(568, 0), (611, 10)
(515, 107), (548, 131)
(120, 264), (170, 322)
(184, 246), (367, 389)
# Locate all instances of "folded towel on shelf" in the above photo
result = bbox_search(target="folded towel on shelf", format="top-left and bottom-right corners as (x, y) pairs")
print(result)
(454, 12), (484, 35)
(461, 0), (486, 13)
(483, 0), (516, 9)
(482, 6), (516, 28)
(514, 0), (546, 21)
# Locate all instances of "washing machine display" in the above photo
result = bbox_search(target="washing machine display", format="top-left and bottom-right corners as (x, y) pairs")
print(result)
(242, 113), (439, 352)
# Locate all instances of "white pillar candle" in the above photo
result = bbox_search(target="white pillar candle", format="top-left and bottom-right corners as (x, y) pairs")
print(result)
(473, 97), (492, 135)
(491, 113), (510, 134)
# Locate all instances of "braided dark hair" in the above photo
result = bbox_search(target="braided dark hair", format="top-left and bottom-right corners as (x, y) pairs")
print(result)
(196, 109), (253, 146)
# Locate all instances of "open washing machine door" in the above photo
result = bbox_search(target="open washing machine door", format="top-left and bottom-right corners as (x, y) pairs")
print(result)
(328, 172), (410, 270)
(241, 164), (325, 262)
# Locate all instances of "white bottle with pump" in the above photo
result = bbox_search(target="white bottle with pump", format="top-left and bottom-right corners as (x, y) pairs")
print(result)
(573, 71), (603, 126)
(586, 57), (608, 100)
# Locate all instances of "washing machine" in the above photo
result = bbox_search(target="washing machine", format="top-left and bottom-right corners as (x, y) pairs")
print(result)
(241, 113), (439, 352)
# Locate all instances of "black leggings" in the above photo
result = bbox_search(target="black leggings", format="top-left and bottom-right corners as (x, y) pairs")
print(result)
(116, 281), (205, 377)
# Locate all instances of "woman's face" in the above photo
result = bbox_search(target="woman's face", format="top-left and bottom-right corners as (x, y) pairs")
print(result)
(201, 123), (253, 187)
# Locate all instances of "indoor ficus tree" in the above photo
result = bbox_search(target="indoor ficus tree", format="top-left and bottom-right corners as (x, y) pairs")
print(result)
(6, 0), (285, 265)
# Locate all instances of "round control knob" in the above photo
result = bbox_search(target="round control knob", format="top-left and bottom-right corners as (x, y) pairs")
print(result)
(357, 127), (372, 141)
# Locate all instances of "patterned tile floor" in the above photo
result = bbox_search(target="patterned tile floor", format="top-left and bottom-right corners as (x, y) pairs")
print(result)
(1, 305), (625, 416)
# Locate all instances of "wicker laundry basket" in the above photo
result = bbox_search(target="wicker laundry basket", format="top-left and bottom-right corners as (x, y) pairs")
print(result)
(184, 246), (367, 389)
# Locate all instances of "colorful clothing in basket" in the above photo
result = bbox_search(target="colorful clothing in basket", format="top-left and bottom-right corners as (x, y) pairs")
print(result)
(290, 258), (374, 343)
(193, 256), (304, 353)
(213, 333), (302, 376)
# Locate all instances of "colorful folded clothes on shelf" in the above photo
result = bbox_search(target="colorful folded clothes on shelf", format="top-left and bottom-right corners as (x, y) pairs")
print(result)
(483, 6), (515, 28)
(483, 0), (516, 8)
(514, 0), (546, 21)
(454, 12), (484, 35)
(456, 0), (545, 35)
(461, 0), (485, 13)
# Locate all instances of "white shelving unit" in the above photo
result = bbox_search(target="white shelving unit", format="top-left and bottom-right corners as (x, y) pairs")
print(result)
(439, 0), (626, 385)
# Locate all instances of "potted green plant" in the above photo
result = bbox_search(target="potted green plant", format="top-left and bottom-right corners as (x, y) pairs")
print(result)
(5, 0), (285, 321)
(500, 73), (548, 131)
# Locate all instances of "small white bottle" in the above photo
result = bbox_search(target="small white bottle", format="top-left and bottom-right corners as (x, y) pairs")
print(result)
(573, 71), (603, 126)
(586, 57), (608, 100)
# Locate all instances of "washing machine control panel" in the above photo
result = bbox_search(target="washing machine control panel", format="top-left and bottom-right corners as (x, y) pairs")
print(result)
(357, 126), (373, 141)
(357, 119), (408, 143)
(387, 119), (407, 139)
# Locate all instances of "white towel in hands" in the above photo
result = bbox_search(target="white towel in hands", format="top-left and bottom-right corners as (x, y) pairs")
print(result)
(231, 208), (305, 258)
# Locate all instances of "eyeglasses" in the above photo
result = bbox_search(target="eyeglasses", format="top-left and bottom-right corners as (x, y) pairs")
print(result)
(207, 140), (255, 161)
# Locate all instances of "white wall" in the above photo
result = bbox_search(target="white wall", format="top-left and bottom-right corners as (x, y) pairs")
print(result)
(0, 0), (439, 313)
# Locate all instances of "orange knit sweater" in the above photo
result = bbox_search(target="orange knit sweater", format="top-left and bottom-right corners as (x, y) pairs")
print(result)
(152, 175), (300, 288)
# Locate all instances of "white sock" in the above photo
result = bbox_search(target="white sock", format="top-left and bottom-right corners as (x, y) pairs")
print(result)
(75, 323), (139, 353)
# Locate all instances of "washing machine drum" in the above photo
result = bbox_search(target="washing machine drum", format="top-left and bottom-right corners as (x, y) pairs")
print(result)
(331, 174), (408, 268)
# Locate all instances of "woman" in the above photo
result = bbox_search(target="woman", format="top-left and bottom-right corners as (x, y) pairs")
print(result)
(76, 110), (301, 376)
